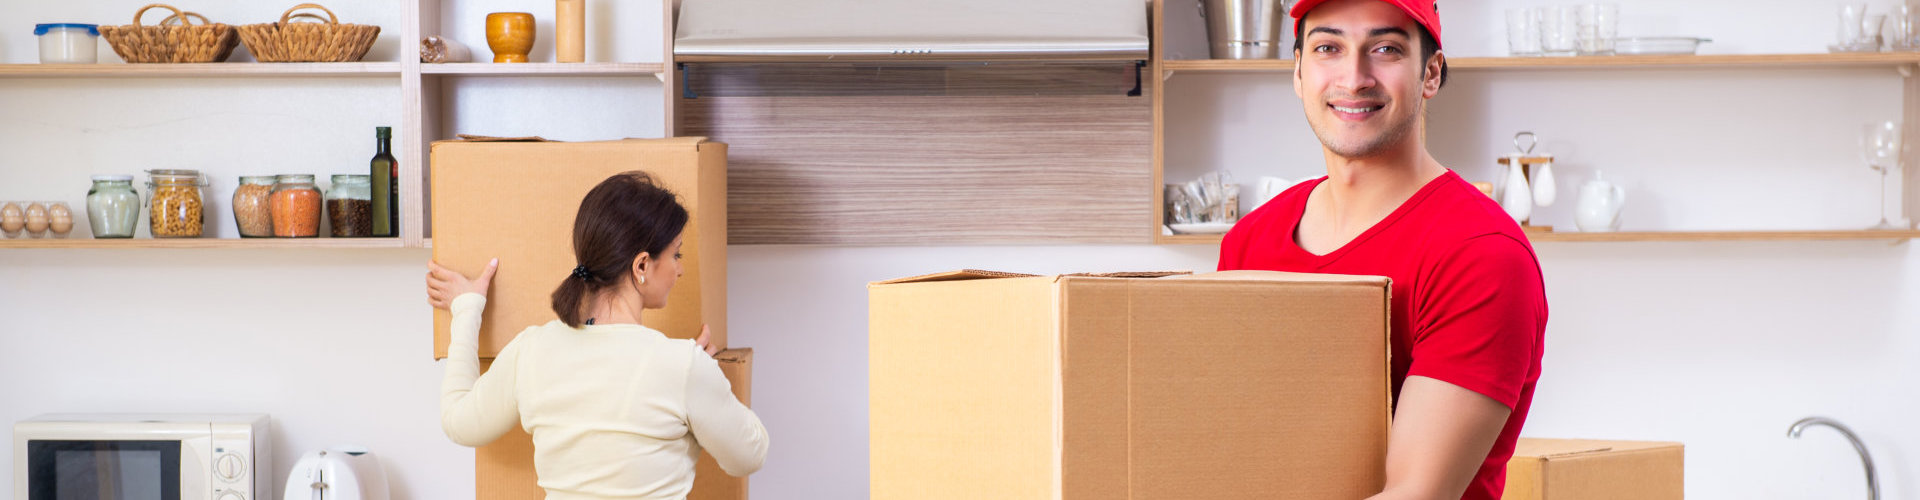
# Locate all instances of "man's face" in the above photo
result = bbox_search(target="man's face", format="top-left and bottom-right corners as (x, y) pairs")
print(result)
(1293, 0), (1441, 160)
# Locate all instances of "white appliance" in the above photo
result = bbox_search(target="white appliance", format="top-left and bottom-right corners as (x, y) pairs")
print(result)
(13, 413), (270, 500)
(674, 0), (1149, 62)
(284, 445), (389, 500)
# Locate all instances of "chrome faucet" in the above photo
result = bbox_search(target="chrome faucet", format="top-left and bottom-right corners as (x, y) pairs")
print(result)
(1788, 417), (1879, 500)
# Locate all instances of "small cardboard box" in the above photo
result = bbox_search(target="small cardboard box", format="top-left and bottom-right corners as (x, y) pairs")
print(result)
(476, 349), (755, 500)
(1503, 438), (1685, 500)
(869, 270), (1392, 499)
(430, 137), (729, 358)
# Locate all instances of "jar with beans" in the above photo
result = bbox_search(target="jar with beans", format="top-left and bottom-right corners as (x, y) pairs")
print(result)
(270, 174), (321, 238)
(232, 175), (276, 238)
(326, 174), (373, 237)
(145, 169), (205, 238)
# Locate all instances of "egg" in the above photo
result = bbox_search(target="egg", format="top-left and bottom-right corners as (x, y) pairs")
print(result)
(0, 202), (21, 233)
(48, 203), (73, 235)
(24, 202), (49, 233)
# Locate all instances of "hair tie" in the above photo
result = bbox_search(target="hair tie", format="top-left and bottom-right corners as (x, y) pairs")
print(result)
(571, 265), (592, 280)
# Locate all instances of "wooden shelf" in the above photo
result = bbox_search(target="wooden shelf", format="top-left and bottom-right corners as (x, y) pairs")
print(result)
(0, 238), (413, 249)
(1156, 229), (1920, 245)
(0, 63), (403, 78)
(420, 63), (665, 76)
(1159, 53), (1920, 76)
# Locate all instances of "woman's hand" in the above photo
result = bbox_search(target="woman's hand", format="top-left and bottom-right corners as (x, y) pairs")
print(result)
(428, 258), (499, 310)
(695, 324), (720, 357)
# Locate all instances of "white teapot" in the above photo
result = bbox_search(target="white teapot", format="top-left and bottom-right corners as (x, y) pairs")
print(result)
(1575, 172), (1626, 232)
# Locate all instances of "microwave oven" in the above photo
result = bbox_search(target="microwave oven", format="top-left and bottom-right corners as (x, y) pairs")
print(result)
(13, 413), (270, 500)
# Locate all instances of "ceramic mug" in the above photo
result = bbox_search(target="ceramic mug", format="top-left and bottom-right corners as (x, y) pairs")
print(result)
(486, 12), (536, 63)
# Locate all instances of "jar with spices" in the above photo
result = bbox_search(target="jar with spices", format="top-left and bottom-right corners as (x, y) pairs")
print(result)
(232, 175), (276, 238)
(86, 175), (141, 238)
(145, 169), (205, 238)
(326, 174), (373, 237)
(270, 174), (321, 238)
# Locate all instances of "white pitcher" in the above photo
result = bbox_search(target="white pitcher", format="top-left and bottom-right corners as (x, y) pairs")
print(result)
(1575, 173), (1626, 232)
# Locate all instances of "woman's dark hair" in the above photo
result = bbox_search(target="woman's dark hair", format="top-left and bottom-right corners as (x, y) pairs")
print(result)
(550, 171), (689, 328)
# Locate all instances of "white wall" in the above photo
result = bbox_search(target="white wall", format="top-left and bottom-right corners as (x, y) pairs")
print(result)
(4, 1), (1918, 500)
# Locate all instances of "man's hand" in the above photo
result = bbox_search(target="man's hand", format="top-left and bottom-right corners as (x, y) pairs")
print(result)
(427, 258), (498, 310)
(1367, 376), (1512, 500)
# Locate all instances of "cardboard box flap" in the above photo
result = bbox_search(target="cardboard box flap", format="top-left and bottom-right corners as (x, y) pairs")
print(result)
(436, 135), (712, 145)
(1060, 271), (1192, 278)
(873, 269), (1040, 285)
(1513, 438), (1683, 459)
(1170, 270), (1391, 286)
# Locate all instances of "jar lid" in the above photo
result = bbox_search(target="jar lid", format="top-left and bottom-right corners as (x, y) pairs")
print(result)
(91, 175), (134, 182)
(34, 24), (100, 36)
(147, 169), (201, 176)
(276, 174), (316, 182)
(239, 175), (277, 182)
(331, 174), (371, 184)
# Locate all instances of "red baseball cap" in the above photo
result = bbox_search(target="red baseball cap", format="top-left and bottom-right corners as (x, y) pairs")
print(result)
(1291, 0), (1442, 49)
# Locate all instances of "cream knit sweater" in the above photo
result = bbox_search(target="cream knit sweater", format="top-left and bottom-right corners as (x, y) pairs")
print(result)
(440, 293), (768, 499)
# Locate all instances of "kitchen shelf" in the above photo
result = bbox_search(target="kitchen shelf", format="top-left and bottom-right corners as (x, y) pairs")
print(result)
(1159, 53), (1920, 75)
(419, 63), (665, 77)
(0, 63), (403, 78)
(0, 238), (410, 249)
(1155, 229), (1920, 245)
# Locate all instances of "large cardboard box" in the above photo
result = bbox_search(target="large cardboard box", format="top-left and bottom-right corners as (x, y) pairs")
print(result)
(476, 349), (756, 500)
(1503, 438), (1684, 500)
(868, 270), (1392, 499)
(430, 137), (729, 358)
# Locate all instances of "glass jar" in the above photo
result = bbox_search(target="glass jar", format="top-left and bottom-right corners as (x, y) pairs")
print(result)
(232, 175), (275, 238)
(86, 175), (141, 238)
(146, 169), (205, 238)
(270, 174), (321, 238)
(326, 174), (373, 237)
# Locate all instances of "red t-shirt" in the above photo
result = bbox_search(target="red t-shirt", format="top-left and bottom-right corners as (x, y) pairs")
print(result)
(1218, 170), (1547, 500)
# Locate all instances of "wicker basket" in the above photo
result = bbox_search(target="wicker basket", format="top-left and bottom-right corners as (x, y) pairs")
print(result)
(99, 4), (239, 63)
(237, 4), (381, 63)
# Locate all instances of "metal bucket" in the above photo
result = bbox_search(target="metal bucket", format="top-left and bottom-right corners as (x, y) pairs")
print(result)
(1201, 0), (1291, 59)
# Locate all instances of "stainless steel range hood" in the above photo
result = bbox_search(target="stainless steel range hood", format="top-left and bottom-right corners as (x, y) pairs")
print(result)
(674, 0), (1150, 63)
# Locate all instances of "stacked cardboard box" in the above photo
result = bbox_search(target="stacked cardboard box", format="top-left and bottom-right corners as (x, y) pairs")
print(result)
(433, 138), (753, 500)
(868, 270), (1393, 498)
(1503, 438), (1684, 500)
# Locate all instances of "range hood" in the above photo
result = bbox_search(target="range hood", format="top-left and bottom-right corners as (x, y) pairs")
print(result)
(674, 0), (1149, 63)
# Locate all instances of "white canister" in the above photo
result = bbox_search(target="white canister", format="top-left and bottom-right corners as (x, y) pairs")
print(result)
(35, 24), (100, 64)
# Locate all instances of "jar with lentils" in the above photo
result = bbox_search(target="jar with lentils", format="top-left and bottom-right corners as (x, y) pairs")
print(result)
(232, 175), (275, 238)
(270, 174), (321, 238)
(145, 169), (205, 238)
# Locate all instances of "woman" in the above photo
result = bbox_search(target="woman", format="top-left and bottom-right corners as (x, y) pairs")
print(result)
(427, 171), (767, 499)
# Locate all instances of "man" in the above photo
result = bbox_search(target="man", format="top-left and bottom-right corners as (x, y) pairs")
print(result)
(1217, 1), (1548, 499)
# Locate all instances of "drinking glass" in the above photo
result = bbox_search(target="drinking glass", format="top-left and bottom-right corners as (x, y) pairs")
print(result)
(1836, 3), (1868, 52)
(1538, 6), (1579, 56)
(1507, 8), (1542, 56)
(1861, 121), (1903, 229)
(1576, 4), (1618, 55)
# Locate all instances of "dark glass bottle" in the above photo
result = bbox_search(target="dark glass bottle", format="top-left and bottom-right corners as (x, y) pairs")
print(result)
(370, 126), (397, 237)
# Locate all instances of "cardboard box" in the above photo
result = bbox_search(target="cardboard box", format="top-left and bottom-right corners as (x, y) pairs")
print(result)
(477, 349), (755, 500)
(431, 137), (729, 358)
(1503, 438), (1684, 500)
(869, 270), (1391, 499)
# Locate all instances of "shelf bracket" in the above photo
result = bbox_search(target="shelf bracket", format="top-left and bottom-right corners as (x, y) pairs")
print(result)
(680, 63), (698, 99)
(1127, 60), (1146, 97)
(1901, 63), (1915, 79)
(1162, 69), (1176, 82)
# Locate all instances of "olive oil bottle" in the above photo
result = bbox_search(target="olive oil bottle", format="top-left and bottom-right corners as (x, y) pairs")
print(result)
(370, 126), (397, 237)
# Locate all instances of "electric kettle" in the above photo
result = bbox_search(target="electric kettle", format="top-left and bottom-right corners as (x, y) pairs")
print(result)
(285, 445), (389, 500)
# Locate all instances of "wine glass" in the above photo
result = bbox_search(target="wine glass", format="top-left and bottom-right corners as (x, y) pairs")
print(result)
(1860, 120), (1902, 229)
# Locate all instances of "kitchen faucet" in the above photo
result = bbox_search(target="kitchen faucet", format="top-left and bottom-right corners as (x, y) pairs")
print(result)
(1787, 416), (1879, 500)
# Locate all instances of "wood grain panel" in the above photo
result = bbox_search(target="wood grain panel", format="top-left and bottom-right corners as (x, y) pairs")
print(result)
(682, 66), (1153, 245)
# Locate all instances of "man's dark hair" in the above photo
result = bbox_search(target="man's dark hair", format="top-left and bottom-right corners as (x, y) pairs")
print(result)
(1292, 17), (1449, 89)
